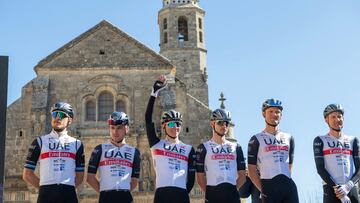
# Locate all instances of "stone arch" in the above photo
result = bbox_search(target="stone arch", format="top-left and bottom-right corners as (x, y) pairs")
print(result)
(115, 93), (129, 114)
(178, 16), (189, 41)
(97, 91), (114, 121)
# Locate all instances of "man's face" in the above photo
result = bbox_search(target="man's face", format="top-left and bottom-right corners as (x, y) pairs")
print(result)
(51, 111), (72, 131)
(211, 120), (229, 136)
(109, 124), (129, 143)
(164, 121), (182, 138)
(263, 107), (282, 126)
(325, 111), (344, 131)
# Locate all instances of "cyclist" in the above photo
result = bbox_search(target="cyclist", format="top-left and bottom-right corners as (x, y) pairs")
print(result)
(313, 104), (360, 203)
(145, 75), (196, 203)
(247, 99), (299, 203)
(196, 108), (246, 203)
(87, 111), (141, 203)
(23, 102), (85, 203)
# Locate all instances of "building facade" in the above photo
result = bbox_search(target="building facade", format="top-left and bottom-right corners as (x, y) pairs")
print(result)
(5, 1), (242, 202)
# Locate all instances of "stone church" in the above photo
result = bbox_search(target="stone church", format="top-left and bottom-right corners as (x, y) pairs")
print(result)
(5, 0), (239, 202)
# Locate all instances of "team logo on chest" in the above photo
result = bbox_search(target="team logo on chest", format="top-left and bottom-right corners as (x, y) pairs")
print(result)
(262, 136), (289, 152)
(324, 138), (352, 155)
(104, 149), (133, 161)
(153, 143), (188, 161)
(210, 144), (235, 160)
(100, 147), (134, 168)
(41, 140), (75, 160)
(163, 143), (186, 154)
(48, 142), (71, 151)
(326, 140), (350, 149)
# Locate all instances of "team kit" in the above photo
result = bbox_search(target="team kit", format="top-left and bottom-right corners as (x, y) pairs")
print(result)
(22, 76), (360, 203)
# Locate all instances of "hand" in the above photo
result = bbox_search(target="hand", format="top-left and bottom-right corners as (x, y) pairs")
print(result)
(151, 75), (167, 97)
(335, 181), (354, 198)
(260, 193), (267, 200)
(340, 196), (351, 203)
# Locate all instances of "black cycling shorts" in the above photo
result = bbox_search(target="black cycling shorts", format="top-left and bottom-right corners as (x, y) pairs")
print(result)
(323, 184), (359, 203)
(205, 183), (240, 203)
(37, 184), (78, 203)
(261, 175), (299, 203)
(153, 187), (190, 203)
(99, 190), (133, 203)
(238, 176), (261, 203)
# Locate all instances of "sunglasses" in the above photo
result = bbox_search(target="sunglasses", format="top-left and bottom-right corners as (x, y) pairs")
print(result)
(216, 120), (230, 127)
(51, 111), (69, 120)
(108, 119), (128, 126)
(167, 121), (182, 128)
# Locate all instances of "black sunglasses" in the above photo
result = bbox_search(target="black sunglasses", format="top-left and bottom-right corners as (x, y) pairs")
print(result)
(216, 120), (229, 127)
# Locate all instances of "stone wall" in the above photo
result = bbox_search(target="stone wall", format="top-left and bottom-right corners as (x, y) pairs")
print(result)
(5, 4), (213, 202)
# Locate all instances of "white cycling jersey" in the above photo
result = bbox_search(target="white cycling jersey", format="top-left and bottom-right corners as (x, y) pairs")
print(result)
(201, 140), (240, 186)
(98, 143), (138, 191)
(34, 130), (83, 186)
(151, 140), (192, 189)
(248, 131), (294, 179)
(316, 134), (356, 184)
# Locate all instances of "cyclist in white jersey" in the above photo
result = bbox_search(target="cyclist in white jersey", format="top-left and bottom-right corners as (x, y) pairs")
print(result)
(87, 111), (141, 203)
(145, 75), (196, 203)
(196, 108), (246, 203)
(23, 102), (85, 203)
(247, 99), (299, 203)
(313, 104), (360, 203)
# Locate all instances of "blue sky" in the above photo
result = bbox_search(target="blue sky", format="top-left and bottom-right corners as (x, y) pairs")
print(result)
(2, 0), (360, 201)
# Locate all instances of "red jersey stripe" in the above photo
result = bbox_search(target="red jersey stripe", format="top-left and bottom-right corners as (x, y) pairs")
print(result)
(153, 149), (188, 161)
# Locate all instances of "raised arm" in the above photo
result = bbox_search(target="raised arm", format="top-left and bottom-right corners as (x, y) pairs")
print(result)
(145, 76), (167, 147)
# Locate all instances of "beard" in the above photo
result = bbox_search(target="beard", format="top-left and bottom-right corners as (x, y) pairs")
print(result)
(53, 125), (66, 132)
(265, 120), (280, 127)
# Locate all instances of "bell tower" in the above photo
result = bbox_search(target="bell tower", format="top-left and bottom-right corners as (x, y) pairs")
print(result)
(158, 0), (208, 105)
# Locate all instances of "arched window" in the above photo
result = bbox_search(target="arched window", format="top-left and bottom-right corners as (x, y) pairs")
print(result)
(178, 16), (188, 41)
(86, 100), (96, 121)
(116, 100), (126, 113)
(198, 18), (202, 29)
(163, 18), (167, 30)
(199, 31), (203, 43)
(164, 32), (168, 43)
(98, 91), (114, 121)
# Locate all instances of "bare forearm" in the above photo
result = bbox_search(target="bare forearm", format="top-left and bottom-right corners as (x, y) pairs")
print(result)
(22, 169), (40, 189)
(196, 173), (207, 192)
(75, 172), (84, 188)
(248, 165), (262, 192)
(236, 170), (247, 189)
(86, 174), (100, 193)
(130, 178), (138, 191)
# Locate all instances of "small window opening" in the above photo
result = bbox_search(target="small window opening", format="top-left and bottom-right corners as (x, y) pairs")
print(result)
(178, 16), (189, 41)
(164, 32), (168, 44)
(163, 18), (167, 30)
